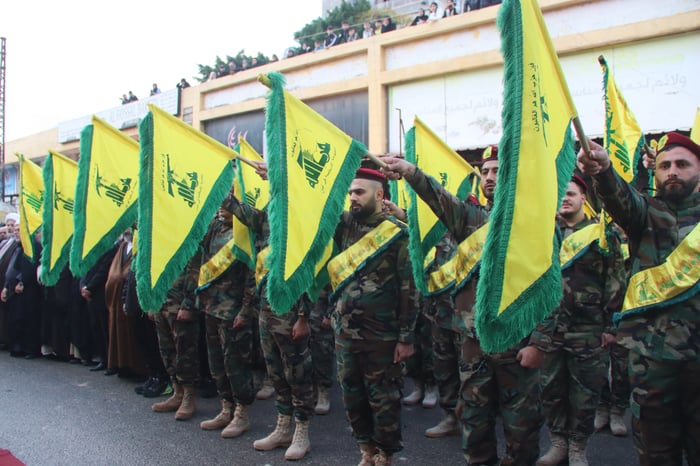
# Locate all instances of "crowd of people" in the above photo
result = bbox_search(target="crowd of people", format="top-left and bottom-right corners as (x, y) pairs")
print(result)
(2, 128), (697, 466)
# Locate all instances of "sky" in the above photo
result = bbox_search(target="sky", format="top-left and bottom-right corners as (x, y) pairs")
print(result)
(0, 0), (322, 142)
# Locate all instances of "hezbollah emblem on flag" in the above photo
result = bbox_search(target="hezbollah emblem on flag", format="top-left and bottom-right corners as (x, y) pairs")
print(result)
(294, 136), (334, 189)
(22, 186), (44, 214)
(94, 166), (133, 207)
(162, 153), (201, 208)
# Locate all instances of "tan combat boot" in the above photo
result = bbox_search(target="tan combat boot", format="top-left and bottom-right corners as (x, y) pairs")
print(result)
(256, 375), (275, 400)
(568, 439), (589, 466)
(253, 414), (293, 450)
(609, 408), (628, 436)
(422, 384), (439, 408)
(152, 381), (183, 412)
(358, 443), (378, 466)
(200, 399), (234, 430)
(536, 432), (568, 466)
(593, 405), (609, 431)
(425, 412), (460, 438)
(221, 404), (250, 438)
(174, 384), (196, 420)
(314, 386), (331, 415)
(373, 449), (392, 466)
(284, 419), (311, 460)
(402, 381), (423, 405)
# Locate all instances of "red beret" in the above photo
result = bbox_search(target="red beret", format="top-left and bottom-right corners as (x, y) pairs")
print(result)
(571, 174), (588, 192)
(482, 146), (498, 163)
(658, 132), (700, 160)
(355, 167), (387, 183)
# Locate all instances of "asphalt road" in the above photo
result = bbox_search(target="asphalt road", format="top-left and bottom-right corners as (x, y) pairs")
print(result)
(0, 353), (639, 466)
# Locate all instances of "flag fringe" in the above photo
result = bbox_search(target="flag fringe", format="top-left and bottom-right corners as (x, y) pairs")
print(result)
(39, 155), (70, 286)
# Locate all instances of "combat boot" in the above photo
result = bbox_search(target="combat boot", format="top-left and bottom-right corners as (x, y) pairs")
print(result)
(568, 439), (589, 466)
(221, 404), (250, 438)
(358, 443), (378, 466)
(152, 381), (183, 412)
(373, 449), (392, 466)
(593, 405), (609, 431)
(174, 384), (196, 420)
(425, 412), (460, 438)
(536, 433), (568, 466)
(609, 408), (628, 436)
(200, 399), (234, 430)
(256, 375), (275, 400)
(314, 386), (331, 415)
(402, 381), (423, 405)
(422, 384), (438, 408)
(285, 419), (311, 460)
(253, 414), (293, 450)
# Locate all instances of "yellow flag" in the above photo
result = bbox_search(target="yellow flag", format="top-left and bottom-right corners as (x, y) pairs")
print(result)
(691, 107), (700, 144)
(405, 116), (477, 293)
(476, 0), (578, 353)
(599, 56), (644, 183)
(16, 154), (44, 261)
(71, 116), (139, 277)
(233, 138), (269, 270)
(40, 151), (78, 286)
(136, 104), (236, 312)
(263, 72), (365, 314)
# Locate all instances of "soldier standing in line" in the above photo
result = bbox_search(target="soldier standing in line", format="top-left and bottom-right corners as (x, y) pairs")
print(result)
(151, 257), (200, 421)
(578, 133), (700, 466)
(310, 286), (335, 415)
(382, 150), (545, 466)
(195, 205), (257, 438)
(325, 166), (418, 466)
(222, 189), (314, 461)
(530, 175), (627, 466)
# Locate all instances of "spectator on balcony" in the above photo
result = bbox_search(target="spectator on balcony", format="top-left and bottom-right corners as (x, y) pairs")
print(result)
(251, 57), (259, 68)
(271, 54), (279, 62)
(381, 16), (397, 33)
(362, 21), (374, 38)
(128, 91), (138, 102)
(150, 84), (161, 96)
(120, 94), (129, 105)
(338, 20), (351, 44)
(427, 2), (442, 21)
(411, 8), (429, 26)
(216, 63), (229, 78)
(443, 1), (458, 17)
(228, 61), (238, 75)
(374, 19), (383, 35)
(301, 42), (313, 54)
(177, 79), (190, 89)
(346, 26), (359, 42)
(324, 25), (339, 48)
(314, 39), (325, 52)
(240, 58), (250, 71)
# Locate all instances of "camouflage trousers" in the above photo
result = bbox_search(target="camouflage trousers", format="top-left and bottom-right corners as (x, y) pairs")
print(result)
(599, 342), (630, 411)
(259, 308), (314, 421)
(309, 306), (335, 389)
(404, 313), (435, 386)
(540, 349), (607, 441)
(204, 314), (255, 406)
(629, 351), (700, 466)
(432, 324), (462, 413)
(154, 310), (199, 386)
(458, 337), (542, 466)
(336, 338), (404, 455)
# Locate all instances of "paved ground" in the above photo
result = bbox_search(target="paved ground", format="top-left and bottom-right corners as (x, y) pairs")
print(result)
(0, 352), (639, 466)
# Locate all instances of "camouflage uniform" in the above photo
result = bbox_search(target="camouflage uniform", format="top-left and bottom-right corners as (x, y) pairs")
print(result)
(404, 311), (435, 389)
(406, 168), (542, 465)
(311, 287), (336, 391)
(194, 216), (256, 407)
(592, 165), (700, 466)
(154, 262), (200, 387)
(222, 193), (315, 421)
(331, 210), (419, 455)
(530, 217), (627, 442)
(423, 233), (462, 415)
(598, 342), (631, 413)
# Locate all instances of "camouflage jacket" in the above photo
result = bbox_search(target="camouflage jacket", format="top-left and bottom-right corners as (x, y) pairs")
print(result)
(530, 217), (627, 357)
(222, 192), (309, 319)
(423, 232), (462, 333)
(593, 165), (700, 361)
(161, 253), (200, 316)
(330, 210), (419, 344)
(193, 217), (250, 321)
(406, 168), (530, 358)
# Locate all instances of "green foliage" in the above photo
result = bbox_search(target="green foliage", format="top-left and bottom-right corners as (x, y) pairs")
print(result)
(195, 50), (272, 83)
(294, 0), (372, 47)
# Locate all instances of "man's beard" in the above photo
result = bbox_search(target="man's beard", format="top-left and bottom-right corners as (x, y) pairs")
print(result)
(657, 177), (698, 203)
(350, 200), (377, 220)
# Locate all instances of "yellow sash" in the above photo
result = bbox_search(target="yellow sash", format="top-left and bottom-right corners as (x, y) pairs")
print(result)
(559, 223), (600, 270)
(327, 220), (403, 294)
(427, 223), (489, 295)
(255, 246), (271, 286)
(198, 236), (237, 289)
(620, 223), (700, 316)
